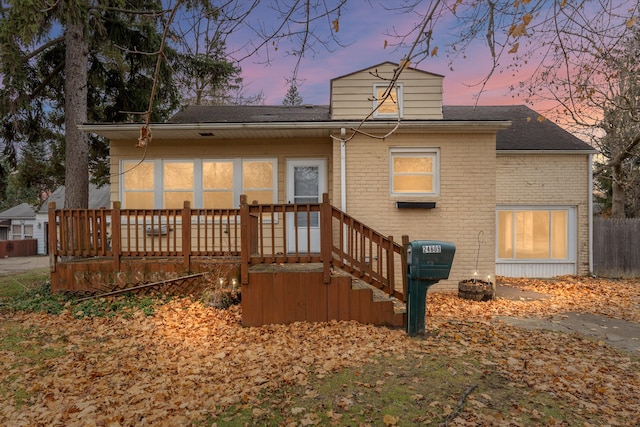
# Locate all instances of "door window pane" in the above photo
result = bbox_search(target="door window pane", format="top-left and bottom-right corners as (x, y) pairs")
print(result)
(293, 165), (320, 227)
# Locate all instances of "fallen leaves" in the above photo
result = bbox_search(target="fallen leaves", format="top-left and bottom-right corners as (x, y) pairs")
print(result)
(0, 276), (638, 426)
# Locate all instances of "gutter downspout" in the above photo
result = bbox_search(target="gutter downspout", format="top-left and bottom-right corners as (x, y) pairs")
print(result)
(588, 153), (593, 275)
(340, 128), (347, 212)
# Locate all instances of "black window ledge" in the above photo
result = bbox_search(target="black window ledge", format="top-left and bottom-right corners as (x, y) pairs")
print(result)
(396, 201), (436, 209)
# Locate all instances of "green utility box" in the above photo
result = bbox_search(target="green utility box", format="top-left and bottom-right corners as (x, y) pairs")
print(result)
(406, 240), (456, 336)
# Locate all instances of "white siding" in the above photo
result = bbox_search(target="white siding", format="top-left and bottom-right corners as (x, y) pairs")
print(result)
(496, 262), (576, 278)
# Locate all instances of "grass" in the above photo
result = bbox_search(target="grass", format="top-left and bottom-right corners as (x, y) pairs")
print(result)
(212, 348), (593, 427)
(0, 269), (168, 318)
(0, 321), (68, 408)
(0, 268), (49, 299)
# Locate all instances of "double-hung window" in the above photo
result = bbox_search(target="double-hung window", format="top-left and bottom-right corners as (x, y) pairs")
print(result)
(390, 148), (439, 196)
(164, 161), (194, 208)
(373, 83), (403, 118)
(497, 207), (574, 260)
(122, 161), (155, 209)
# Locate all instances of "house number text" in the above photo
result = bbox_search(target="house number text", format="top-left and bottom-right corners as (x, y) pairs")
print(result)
(422, 245), (442, 254)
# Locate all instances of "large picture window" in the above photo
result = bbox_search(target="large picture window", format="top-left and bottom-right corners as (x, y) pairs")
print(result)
(497, 207), (573, 260)
(390, 148), (439, 196)
(121, 158), (276, 209)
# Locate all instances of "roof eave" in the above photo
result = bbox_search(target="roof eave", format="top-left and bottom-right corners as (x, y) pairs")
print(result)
(498, 149), (598, 154)
(79, 120), (512, 140)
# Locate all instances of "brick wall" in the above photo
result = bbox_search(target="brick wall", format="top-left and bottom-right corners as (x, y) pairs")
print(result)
(334, 131), (497, 289)
(496, 153), (591, 275)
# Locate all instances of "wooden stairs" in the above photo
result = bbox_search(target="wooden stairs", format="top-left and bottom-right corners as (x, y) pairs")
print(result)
(241, 263), (406, 328)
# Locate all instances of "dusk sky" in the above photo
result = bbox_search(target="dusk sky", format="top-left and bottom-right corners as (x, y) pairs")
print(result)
(223, 2), (535, 108)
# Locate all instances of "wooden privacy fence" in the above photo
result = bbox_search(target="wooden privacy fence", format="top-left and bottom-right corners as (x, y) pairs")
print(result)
(593, 217), (640, 278)
(49, 194), (408, 301)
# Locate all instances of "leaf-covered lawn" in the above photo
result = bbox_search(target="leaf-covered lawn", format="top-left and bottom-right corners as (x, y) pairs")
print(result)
(1, 276), (639, 426)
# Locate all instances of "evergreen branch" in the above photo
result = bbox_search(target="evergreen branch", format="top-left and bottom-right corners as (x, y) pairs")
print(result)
(20, 36), (64, 63)
(29, 60), (65, 100)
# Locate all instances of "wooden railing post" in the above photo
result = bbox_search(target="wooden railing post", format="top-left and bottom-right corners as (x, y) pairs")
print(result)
(402, 235), (410, 302)
(182, 201), (191, 269)
(321, 193), (332, 283)
(48, 202), (57, 272)
(99, 207), (108, 254)
(387, 235), (395, 294)
(112, 201), (121, 272)
(240, 194), (249, 285)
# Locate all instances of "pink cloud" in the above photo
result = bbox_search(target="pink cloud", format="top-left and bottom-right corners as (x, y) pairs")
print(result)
(225, 2), (556, 113)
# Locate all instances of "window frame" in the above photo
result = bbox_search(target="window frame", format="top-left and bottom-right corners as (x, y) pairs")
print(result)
(389, 148), (440, 197)
(373, 83), (403, 119)
(120, 158), (278, 209)
(496, 206), (576, 262)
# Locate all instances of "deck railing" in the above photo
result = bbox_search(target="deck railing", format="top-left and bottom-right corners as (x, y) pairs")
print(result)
(48, 201), (242, 271)
(240, 194), (407, 301)
(49, 194), (407, 301)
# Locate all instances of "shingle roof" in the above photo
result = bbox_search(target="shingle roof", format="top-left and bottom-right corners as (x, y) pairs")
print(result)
(37, 183), (111, 213)
(443, 105), (594, 151)
(169, 105), (331, 124)
(167, 104), (594, 152)
(0, 203), (36, 220)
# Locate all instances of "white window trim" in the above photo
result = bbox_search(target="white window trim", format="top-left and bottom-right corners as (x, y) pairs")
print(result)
(389, 147), (440, 197)
(373, 83), (403, 118)
(496, 206), (577, 263)
(120, 158), (278, 209)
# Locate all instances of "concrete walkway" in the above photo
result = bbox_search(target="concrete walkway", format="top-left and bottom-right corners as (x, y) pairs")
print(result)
(0, 255), (50, 275)
(496, 283), (640, 354)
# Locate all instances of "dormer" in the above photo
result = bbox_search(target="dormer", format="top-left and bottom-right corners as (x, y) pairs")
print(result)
(329, 62), (444, 120)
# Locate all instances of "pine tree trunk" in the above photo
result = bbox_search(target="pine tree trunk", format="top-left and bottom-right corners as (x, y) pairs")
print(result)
(64, 21), (89, 208)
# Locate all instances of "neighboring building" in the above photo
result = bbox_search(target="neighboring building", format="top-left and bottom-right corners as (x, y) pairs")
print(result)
(0, 183), (111, 256)
(0, 202), (37, 241)
(80, 62), (596, 287)
(35, 183), (111, 255)
(0, 202), (38, 257)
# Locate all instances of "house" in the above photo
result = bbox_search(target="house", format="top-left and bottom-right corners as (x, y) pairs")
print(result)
(0, 202), (38, 256)
(0, 183), (110, 257)
(79, 62), (595, 290)
(35, 183), (111, 255)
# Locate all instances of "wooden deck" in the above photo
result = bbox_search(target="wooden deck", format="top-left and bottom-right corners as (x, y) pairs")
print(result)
(48, 194), (408, 327)
(242, 263), (405, 327)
